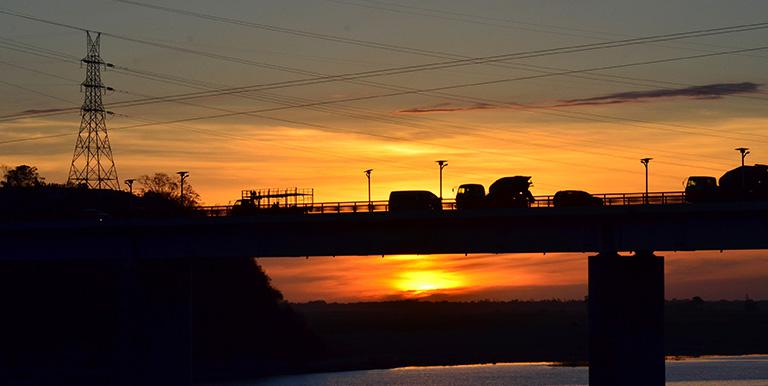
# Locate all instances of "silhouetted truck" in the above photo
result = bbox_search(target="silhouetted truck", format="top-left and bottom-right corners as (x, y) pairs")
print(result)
(719, 164), (768, 201)
(388, 190), (442, 212)
(455, 183), (485, 210)
(485, 176), (535, 208)
(684, 165), (768, 203)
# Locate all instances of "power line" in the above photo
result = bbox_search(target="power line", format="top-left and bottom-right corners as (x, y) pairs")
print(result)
(0, 79), (76, 104)
(111, 0), (463, 60)
(4, 42), (768, 149)
(3, 7), (768, 108)
(0, 38), (761, 163)
(3, 13), (764, 172)
(0, 57), (715, 179)
(4, 30), (768, 159)
(72, 46), (768, 142)
(105, 0), (768, 107)
(4, 37), (768, 146)
(329, 0), (768, 60)
(1, 37), (763, 168)
(3, 9), (768, 153)
(89, 53), (738, 170)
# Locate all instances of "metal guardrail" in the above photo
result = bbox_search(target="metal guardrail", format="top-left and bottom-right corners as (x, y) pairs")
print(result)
(196, 191), (687, 217)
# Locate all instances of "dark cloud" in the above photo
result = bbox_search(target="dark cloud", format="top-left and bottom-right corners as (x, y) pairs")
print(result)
(395, 82), (760, 114)
(557, 82), (761, 107)
(395, 283), (587, 302)
(17, 108), (71, 115)
(397, 102), (497, 114)
(447, 255), (584, 272)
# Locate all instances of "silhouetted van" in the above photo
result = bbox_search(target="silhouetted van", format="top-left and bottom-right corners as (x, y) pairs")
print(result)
(388, 190), (442, 212)
(553, 190), (602, 207)
(719, 164), (768, 201)
(455, 183), (485, 210)
(485, 176), (535, 208)
(684, 176), (718, 203)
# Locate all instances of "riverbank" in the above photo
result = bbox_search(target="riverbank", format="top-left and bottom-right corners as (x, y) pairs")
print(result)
(290, 299), (768, 375)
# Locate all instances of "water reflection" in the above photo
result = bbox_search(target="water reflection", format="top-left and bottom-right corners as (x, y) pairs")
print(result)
(250, 355), (768, 386)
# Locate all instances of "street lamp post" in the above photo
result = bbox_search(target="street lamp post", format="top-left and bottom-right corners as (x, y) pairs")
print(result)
(735, 147), (750, 193)
(124, 179), (135, 194)
(736, 147), (750, 167)
(640, 158), (652, 204)
(436, 160), (448, 200)
(177, 171), (189, 207)
(364, 169), (373, 212)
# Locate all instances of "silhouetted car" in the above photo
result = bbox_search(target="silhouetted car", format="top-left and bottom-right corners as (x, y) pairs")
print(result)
(388, 190), (442, 212)
(485, 176), (535, 208)
(684, 176), (718, 203)
(719, 164), (768, 201)
(553, 190), (602, 207)
(455, 183), (485, 210)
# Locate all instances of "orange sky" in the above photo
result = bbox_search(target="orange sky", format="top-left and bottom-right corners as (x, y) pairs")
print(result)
(258, 250), (768, 302)
(2, 0), (768, 300)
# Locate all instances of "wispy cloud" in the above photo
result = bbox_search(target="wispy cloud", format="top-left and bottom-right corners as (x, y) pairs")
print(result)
(394, 82), (760, 114)
(397, 102), (498, 114)
(556, 82), (761, 107)
(15, 108), (73, 115)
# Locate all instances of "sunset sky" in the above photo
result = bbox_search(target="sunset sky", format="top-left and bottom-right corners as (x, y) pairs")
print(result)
(2, 0), (768, 301)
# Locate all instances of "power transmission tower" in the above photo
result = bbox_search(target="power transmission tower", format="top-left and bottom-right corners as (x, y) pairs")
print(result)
(67, 31), (119, 189)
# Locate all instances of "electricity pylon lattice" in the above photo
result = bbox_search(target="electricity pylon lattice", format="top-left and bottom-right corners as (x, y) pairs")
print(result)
(67, 31), (119, 189)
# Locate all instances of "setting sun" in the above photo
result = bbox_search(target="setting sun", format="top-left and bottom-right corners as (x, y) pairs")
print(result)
(394, 270), (465, 294)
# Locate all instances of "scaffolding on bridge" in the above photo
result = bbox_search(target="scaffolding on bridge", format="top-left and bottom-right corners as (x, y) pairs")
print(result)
(241, 188), (314, 208)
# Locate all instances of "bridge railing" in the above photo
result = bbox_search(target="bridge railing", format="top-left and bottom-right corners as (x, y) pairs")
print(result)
(531, 191), (686, 207)
(196, 191), (686, 217)
(307, 200), (390, 214)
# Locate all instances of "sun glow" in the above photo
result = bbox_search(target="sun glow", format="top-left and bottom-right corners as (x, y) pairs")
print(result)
(394, 270), (465, 293)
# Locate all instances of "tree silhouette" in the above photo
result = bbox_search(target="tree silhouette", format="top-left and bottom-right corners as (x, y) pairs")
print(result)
(1, 165), (45, 188)
(138, 172), (200, 207)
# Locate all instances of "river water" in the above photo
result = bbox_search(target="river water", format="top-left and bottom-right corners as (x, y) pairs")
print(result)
(247, 355), (768, 385)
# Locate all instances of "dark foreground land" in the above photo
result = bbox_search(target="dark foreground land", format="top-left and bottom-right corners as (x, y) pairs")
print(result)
(1, 256), (766, 384)
(294, 299), (768, 373)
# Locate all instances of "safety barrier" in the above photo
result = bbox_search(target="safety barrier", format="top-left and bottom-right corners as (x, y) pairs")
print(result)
(196, 191), (687, 217)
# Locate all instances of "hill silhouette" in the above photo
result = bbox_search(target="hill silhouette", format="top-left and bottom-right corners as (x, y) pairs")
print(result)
(0, 258), (321, 385)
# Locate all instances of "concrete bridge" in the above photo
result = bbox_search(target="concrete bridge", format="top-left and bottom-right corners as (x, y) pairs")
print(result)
(2, 201), (767, 386)
(3, 201), (767, 260)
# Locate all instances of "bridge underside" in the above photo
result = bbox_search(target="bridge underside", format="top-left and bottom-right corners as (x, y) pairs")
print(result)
(2, 202), (767, 260)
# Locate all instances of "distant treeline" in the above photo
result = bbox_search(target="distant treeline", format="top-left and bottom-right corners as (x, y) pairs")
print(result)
(292, 298), (768, 373)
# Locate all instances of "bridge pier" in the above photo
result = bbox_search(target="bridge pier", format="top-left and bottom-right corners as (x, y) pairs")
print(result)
(588, 251), (664, 386)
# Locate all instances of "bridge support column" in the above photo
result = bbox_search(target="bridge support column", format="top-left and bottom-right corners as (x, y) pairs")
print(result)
(588, 251), (664, 386)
